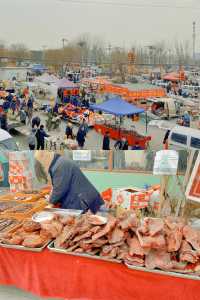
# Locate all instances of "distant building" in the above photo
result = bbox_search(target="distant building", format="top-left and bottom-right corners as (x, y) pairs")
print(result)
(0, 67), (31, 81)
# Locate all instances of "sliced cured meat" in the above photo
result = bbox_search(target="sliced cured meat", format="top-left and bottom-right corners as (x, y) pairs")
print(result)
(183, 225), (200, 251)
(79, 240), (92, 251)
(66, 243), (80, 252)
(137, 230), (166, 250)
(118, 212), (138, 231)
(54, 225), (76, 248)
(179, 240), (199, 264)
(86, 238), (108, 248)
(73, 231), (92, 242)
(90, 226), (101, 234)
(127, 235), (144, 256)
(124, 254), (144, 267)
(100, 247), (118, 259)
(59, 215), (75, 226)
(145, 250), (173, 270)
(148, 218), (164, 236)
(107, 247), (119, 258)
(101, 245), (113, 255)
(138, 218), (164, 237)
(92, 216), (116, 241)
(164, 217), (184, 252)
(22, 235), (44, 248)
(117, 244), (129, 260)
(108, 227), (124, 244)
(6, 235), (23, 245)
(23, 221), (41, 233)
(74, 248), (84, 253)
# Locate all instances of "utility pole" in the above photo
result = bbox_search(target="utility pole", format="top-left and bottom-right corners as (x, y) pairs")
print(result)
(193, 21), (196, 61)
(107, 44), (112, 78)
(61, 38), (68, 76)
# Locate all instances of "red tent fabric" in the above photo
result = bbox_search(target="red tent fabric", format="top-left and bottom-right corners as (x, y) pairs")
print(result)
(163, 72), (180, 81)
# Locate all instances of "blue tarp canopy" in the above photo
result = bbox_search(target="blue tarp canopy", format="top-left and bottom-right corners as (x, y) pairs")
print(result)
(90, 97), (145, 116)
(31, 64), (48, 72)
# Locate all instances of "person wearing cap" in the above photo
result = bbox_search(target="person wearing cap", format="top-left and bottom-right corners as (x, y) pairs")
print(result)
(34, 151), (104, 213)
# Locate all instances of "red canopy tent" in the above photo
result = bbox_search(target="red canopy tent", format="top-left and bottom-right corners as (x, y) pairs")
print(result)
(163, 71), (186, 82)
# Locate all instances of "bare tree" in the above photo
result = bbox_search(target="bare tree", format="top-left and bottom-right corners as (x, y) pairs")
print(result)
(111, 48), (128, 83)
(9, 43), (30, 63)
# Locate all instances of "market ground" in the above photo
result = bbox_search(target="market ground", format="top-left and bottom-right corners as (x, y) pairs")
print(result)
(11, 109), (178, 151)
(0, 285), (57, 299)
(10, 98), (199, 151)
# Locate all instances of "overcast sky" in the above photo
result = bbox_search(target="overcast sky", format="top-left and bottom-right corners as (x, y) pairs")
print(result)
(1, 0), (200, 51)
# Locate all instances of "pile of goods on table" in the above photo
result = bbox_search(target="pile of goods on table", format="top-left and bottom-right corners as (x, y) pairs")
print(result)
(41, 211), (200, 276)
(0, 187), (50, 239)
(1, 220), (51, 248)
(1, 186), (200, 277)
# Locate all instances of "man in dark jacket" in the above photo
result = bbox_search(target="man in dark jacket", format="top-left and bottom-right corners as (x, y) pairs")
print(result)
(34, 152), (104, 213)
(76, 127), (86, 149)
(32, 116), (41, 128)
(114, 138), (128, 150)
(0, 112), (8, 131)
(36, 124), (49, 150)
(102, 131), (110, 150)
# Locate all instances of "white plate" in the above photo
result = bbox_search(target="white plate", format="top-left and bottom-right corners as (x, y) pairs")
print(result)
(32, 211), (54, 222)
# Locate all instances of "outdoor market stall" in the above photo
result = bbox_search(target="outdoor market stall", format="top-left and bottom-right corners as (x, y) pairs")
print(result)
(90, 97), (151, 148)
(0, 150), (200, 300)
(60, 103), (102, 127)
(56, 78), (80, 104)
(0, 247), (200, 300)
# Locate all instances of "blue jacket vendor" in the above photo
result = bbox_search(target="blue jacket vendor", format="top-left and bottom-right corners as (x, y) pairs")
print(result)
(34, 151), (104, 213)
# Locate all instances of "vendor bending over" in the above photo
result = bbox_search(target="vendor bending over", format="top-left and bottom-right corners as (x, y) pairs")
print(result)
(34, 151), (104, 213)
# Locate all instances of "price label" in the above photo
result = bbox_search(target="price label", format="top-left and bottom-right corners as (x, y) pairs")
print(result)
(73, 150), (91, 161)
(153, 150), (179, 175)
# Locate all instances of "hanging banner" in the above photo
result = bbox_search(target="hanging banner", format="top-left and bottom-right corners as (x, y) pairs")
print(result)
(153, 150), (179, 175)
(186, 153), (200, 202)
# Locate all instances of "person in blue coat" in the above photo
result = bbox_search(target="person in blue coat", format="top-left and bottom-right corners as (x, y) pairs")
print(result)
(3, 99), (10, 112)
(36, 124), (50, 150)
(76, 127), (86, 149)
(34, 152), (104, 213)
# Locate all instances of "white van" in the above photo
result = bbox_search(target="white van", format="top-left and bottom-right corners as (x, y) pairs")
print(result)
(0, 129), (18, 150)
(168, 126), (200, 150)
